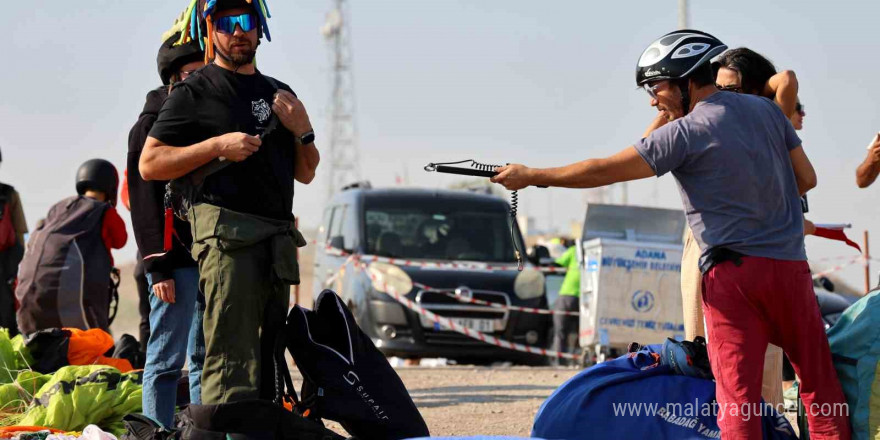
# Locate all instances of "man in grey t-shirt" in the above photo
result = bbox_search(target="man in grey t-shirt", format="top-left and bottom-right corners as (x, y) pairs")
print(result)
(637, 90), (805, 271)
(492, 30), (850, 439)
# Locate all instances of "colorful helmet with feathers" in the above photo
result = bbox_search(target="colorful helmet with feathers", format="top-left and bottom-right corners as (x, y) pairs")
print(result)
(176, 0), (272, 62)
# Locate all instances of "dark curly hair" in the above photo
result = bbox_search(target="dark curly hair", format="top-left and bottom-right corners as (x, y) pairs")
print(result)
(712, 48), (777, 96)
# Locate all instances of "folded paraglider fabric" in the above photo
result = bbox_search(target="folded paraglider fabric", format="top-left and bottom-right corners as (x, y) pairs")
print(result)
(18, 366), (142, 435)
(826, 290), (880, 439)
(26, 329), (134, 374)
(532, 344), (796, 440)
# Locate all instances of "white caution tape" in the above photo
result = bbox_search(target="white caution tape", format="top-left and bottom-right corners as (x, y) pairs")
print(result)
(319, 240), (861, 272)
(811, 256), (865, 279)
(360, 262), (578, 360)
(321, 255), (577, 317)
(809, 254), (860, 264)
(323, 254), (357, 287)
(320, 246), (567, 273)
(411, 281), (579, 316)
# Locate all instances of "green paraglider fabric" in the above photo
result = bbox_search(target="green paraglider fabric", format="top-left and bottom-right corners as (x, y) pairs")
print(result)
(0, 329), (34, 384)
(18, 366), (142, 435)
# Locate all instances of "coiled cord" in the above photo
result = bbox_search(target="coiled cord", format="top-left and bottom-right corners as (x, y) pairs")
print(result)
(425, 159), (524, 270)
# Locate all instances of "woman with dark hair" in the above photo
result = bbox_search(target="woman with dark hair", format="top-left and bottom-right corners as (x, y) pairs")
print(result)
(692, 46), (806, 411)
(713, 47), (800, 117)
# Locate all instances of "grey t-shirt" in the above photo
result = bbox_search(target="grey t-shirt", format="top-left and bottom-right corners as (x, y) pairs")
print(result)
(634, 91), (805, 271)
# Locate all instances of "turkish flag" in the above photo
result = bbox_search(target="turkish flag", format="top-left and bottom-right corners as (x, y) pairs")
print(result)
(813, 226), (861, 252)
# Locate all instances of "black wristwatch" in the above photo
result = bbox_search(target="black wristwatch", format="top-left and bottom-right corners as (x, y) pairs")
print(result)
(298, 130), (315, 145)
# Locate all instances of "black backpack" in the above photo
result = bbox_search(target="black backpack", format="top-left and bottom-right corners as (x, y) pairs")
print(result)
(122, 401), (344, 440)
(285, 290), (429, 440)
(177, 399), (345, 440)
(15, 196), (114, 334)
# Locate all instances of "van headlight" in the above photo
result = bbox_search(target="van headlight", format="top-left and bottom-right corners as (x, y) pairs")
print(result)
(514, 268), (545, 300)
(368, 262), (413, 295)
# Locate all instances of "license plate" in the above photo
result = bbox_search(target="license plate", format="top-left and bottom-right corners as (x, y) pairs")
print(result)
(447, 318), (495, 333)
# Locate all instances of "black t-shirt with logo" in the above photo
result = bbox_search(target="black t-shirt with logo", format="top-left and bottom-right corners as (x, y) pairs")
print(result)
(149, 64), (297, 220)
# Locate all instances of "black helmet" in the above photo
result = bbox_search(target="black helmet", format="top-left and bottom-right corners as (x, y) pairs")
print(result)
(157, 32), (205, 85)
(635, 30), (727, 86)
(211, 0), (255, 13)
(76, 159), (119, 206)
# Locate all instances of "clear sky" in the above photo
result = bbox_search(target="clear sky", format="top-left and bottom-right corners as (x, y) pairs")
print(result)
(1, 1), (878, 288)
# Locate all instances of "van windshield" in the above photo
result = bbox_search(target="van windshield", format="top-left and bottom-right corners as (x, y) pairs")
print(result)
(364, 200), (518, 263)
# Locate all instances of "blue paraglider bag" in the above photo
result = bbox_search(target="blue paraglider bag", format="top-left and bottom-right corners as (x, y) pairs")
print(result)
(532, 344), (796, 440)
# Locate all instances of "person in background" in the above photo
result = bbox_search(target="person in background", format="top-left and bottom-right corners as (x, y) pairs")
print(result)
(791, 99), (805, 130)
(551, 238), (580, 365)
(711, 47), (811, 409)
(713, 47), (799, 116)
(120, 170), (152, 352)
(16, 159), (127, 335)
(0, 147), (28, 337)
(855, 132), (880, 188)
(127, 19), (206, 427)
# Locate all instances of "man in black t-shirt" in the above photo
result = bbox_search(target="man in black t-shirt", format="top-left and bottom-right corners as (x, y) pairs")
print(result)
(140, 0), (319, 404)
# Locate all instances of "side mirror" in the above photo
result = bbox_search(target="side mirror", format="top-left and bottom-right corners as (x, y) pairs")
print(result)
(329, 235), (347, 252)
(538, 257), (557, 266)
(528, 245), (551, 266)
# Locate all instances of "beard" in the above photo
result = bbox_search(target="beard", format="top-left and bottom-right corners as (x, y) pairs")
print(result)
(229, 47), (256, 65)
(223, 39), (256, 66)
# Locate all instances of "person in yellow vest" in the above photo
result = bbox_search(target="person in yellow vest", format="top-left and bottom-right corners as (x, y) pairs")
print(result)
(551, 239), (580, 366)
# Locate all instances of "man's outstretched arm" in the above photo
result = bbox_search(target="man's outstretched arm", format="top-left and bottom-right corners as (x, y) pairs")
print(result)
(491, 146), (655, 190)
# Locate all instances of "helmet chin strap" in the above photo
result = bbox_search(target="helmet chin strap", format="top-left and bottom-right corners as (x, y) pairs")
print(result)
(676, 78), (691, 117)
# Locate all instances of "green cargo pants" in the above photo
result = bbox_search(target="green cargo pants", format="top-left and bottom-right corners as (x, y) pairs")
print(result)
(189, 203), (305, 404)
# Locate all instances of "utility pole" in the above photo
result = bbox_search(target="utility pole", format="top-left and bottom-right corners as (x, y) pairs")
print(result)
(678, 0), (689, 29)
(321, 0), (361, 199)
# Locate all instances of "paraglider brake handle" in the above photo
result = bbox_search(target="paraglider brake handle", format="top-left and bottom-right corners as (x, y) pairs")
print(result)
(424, 160), (547, 188)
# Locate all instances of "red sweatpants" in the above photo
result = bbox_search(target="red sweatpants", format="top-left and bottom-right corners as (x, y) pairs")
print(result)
(701, 257), (851, 439)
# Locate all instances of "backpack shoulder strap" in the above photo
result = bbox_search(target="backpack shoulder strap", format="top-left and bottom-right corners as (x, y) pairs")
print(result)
(274, 331), (299, 408)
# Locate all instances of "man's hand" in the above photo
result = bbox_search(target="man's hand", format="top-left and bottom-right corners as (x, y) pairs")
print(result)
(856, 133), (880, 188)
(216, 132), (261, 162)
(491, 164), (534, 191)
(803, 219), (816, 236)
(272, 90), (313, 137)
(153, 279), (176, 304)
(866, 133), (880, 164)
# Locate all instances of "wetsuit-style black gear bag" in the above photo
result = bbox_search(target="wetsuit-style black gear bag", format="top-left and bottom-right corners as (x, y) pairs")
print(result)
(285, 289), (429, 440)
(176, 399), (344, 440)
